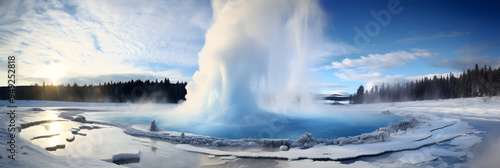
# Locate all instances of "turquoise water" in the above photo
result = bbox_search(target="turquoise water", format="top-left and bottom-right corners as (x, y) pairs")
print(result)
(86, 111), (403, 140)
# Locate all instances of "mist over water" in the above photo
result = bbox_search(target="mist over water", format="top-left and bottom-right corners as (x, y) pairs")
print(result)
(178, 0), (325, 124)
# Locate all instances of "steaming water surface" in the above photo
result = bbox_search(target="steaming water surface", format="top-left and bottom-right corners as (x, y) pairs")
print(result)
(86, 110), (403, 140)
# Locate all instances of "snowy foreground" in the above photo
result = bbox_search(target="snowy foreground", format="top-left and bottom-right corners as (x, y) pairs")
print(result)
(2, 97), (500, 167)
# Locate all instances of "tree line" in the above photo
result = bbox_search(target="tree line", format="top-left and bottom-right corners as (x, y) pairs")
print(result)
(350, 64), (500, 104)
(0, 78), (187, 103)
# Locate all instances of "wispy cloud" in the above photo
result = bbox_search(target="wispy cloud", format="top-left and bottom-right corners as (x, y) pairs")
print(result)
(326, 49), (438, 70)
(432, 55), (500, 71)
(311, 41), (360, 58)
(397, 31), (469, 43)
(454, 41), (498, 55)
(0, 0), (211, 86)
(430, 41), (500, 71)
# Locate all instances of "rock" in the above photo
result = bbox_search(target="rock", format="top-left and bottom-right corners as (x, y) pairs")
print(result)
(31, 108), (44, 111)
(102, 151), (141, 163)
(279, 145), (289, 151)
(181, 131), (185, 138)
(72, 115), (86, 122)
(70, 128), (80, 134)
(150, 120), (157, 131)
(45, 144), (66, 151)
(66, 136), (75, 142)
(79, 125), (93, 130)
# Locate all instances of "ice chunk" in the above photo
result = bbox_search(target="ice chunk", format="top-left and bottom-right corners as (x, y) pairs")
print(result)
(381, 110), (391, 114)
(279, 145), (289, 151)
(70, 128), (80, 134)
(292, 132), (317, 149)
(220, 156), (237, 160)
(102, 151), (141, 163)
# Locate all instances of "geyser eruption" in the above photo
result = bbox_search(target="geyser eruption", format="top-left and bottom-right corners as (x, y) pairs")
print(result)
(181, 0), (324, 124)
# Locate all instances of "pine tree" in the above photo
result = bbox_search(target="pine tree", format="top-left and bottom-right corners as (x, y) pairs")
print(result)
(356, 85), (364, 104)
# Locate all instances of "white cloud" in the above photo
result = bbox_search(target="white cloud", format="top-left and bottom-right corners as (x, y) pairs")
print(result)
(0, 0), (211, 86)
(334, 69), (406, 90)
(18, 69), (192, 86)
(335, 69), (461, 91)
(309, 83), (347, 88)
(328, 49), (438, 70)
(323, 48), (444, 92)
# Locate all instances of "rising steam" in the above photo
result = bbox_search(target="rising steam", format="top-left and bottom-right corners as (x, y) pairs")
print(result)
(179, 0), (325, 124)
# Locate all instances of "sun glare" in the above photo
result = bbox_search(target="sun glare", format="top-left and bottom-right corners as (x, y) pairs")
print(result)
(47, 69), (63, 84)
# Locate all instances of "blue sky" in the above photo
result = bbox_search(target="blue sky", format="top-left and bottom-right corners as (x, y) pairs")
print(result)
(316, 0), (500, 94)
(1, 0), (499, 95)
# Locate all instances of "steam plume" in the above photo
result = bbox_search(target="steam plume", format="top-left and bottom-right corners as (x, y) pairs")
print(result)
(179, 0), (324, 124)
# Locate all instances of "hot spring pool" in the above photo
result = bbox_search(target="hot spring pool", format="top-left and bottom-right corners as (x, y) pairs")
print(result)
(85, 111), (404, 140)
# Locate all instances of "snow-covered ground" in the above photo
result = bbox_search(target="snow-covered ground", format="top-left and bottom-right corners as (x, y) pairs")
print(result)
(1, 96), (500, 167)
(0, 107), (123, 167)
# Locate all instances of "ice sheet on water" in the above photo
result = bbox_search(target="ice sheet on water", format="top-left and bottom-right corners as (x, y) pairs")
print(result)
(398, 147), (466, 164)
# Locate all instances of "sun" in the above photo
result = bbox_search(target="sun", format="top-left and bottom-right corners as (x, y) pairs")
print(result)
(47, 69), (63, 84)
